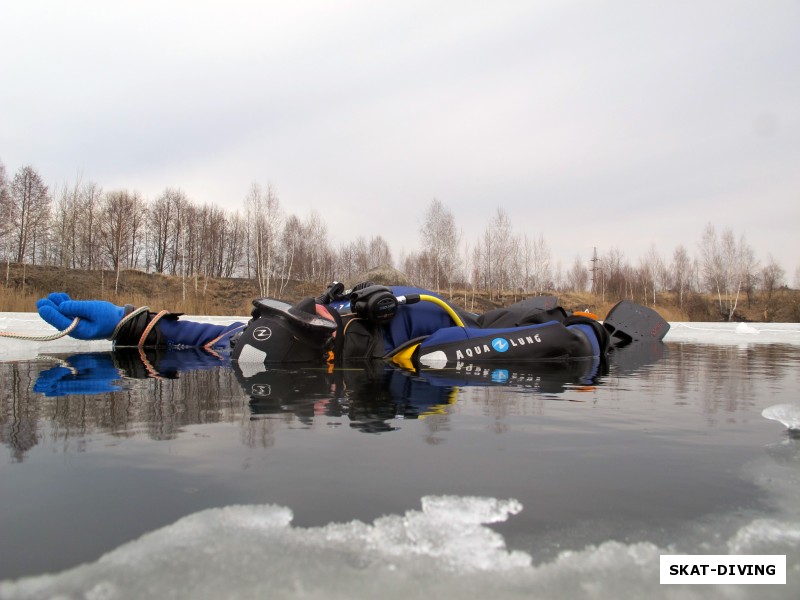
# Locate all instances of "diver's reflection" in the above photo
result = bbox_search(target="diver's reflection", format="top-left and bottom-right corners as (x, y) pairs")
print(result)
(27, 345), (663, 435)
(237, 361), (457, 433)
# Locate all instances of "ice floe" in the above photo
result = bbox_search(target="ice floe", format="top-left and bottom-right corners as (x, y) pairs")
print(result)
(762, 403), (800, 434)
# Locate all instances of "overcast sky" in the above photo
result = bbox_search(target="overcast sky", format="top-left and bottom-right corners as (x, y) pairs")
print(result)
(2, 1), (798, 281)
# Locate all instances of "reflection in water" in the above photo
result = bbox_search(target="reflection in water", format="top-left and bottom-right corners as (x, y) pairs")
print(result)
(239, 360), (474, 433)
(665, 343), (799, 426)
(0, 350), (245, 461)
(2, 341), (797, 461)
(1, 346), (608, 460)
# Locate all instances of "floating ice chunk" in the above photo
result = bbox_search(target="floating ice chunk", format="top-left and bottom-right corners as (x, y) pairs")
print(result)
(728, 518), (800, 554)
(421, 495), (523, 524)
(3, 494), (799, 600)
(0, 497), (530, 600)
(324, 495), (529, 573)
(762, 403), (800, 432)
(735, 322), (759, 334)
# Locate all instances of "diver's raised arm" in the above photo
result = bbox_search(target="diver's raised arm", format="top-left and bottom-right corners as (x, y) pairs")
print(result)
(36, 293), (242, 349)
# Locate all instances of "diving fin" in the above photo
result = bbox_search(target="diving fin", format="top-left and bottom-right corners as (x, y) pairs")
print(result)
(602, 300), (670, 344)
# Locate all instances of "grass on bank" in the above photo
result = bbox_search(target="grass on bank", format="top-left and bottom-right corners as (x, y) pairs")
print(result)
(1, 264), (798, 322)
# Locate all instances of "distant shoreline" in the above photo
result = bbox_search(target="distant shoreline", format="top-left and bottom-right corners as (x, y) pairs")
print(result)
(2, 263), (798, 323)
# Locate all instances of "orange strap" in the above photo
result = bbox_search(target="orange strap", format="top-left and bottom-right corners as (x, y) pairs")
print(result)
(138, 310), (170, 347)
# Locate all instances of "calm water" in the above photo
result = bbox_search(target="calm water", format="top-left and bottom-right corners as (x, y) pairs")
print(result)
(1, 338), (799, 598)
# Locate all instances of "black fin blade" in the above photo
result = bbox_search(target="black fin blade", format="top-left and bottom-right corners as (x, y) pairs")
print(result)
(602, 300), (670, 343)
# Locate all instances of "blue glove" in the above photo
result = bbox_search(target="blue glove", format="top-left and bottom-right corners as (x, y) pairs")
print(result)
(34, 353), (123, 397)
(36, 292), (126, 340)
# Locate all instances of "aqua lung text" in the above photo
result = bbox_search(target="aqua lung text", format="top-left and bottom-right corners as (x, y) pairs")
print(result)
(454, 334), (542, 360)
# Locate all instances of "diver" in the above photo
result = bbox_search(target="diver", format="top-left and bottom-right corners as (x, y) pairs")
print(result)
(34, 281), (669, 372)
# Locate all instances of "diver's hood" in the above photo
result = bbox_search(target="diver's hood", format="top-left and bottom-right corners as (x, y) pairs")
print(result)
(231, 297), (336, 364)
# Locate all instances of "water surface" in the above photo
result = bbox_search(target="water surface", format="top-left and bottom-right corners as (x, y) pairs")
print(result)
(1, 327), (799, 598)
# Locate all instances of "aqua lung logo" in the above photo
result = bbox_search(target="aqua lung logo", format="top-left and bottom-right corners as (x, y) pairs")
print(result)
(252, 326), (272, 341)
(492, 338), (509, 352)
(454, 333), (543, 360)
(491, 369), (509, 383)
(455, 363), (544, 387)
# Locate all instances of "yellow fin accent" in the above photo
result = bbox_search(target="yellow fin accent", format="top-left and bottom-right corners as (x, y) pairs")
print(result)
(389, 343), (419, 371)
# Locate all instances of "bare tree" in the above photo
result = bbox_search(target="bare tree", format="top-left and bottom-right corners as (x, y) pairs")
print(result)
(51, 179), (83, 269)
(671, 244), (693, 310)
(420, 198), (459, 294)
(490, 208), (513, 297)
(351, 236), (369, 274)
(524, 233), (552, 295)
(245, 183), (281, 296)
(222, 211), (245, 277)
(724, 228), (756, 320)
(760, 255), (785, 321)
(128, 192), (147, 270)
(478, 225), (492, 298)
(699, 223), (756, 320)
(149, 188), (181, 273)
(470, 243), (481, 310)
(601, 247), (627, 301)
(367, 236), (393, 270)
(461, 236), (470, 308)
(9, 165), (50, 265)
(639, 244), (663, 306)
(566, 255), (589, 291)
(0, 161), (12, 282)
(99, 190), (141, 292)
(508, 234), (523, 301)
(552, 259), (565, 292)
(206, 205), (227, 278)
(166, 191), (191, 276)
(79, 182), (103, 270)
(699, 223), (724, 313)
(278, 214), (301, 294)
(304, 211), (330, 283)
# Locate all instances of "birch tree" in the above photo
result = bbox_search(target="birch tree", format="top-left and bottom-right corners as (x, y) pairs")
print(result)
(601, 247), (626, 300)
(420, 198), (459, 294)
(278, 214), (301, 294)
(52, 180), (83, 269)
(99, 190), (141, 292)
(0, 162), (12, 279)
(639, 244), (663, 306)
(245, 183), (281, 296)
(490, 207), (513, 297)
(525, 233), (552, 295)
(304, 211), (330, 284)
(222, 211), (246, 277)
(699, 223), (756, 320)
(150, 189), (177, 273)
(760, 256), (784, 321)
(566, 255), (589, 291)
(671, 244), (692, 309)
(79, 182), (103, 270)
(367, 236), (393, 270)
(10, 165), (50, 264)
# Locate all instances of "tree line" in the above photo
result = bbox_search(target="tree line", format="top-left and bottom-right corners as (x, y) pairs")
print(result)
(1, 161), (795, 320)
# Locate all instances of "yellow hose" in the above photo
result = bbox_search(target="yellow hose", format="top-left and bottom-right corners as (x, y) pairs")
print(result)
(418, 294), (465, 327)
